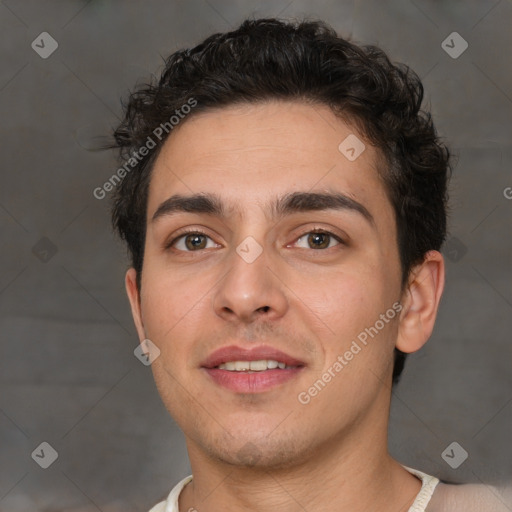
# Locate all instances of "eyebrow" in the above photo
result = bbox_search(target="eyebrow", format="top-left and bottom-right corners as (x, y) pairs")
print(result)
(151, 191), (374, 226)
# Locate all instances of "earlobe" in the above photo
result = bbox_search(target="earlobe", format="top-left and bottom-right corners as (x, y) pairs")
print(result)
(125, 268), (146, 342)
(396, 250), (445, 354)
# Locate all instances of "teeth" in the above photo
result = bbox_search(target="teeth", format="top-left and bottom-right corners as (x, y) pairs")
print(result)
(217, 360), (294, 371)
(249, 360), (267, 371)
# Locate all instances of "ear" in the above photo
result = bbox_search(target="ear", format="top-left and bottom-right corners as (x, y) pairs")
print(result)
(125, 268), (146, 342)
(396, 250), (445, 354)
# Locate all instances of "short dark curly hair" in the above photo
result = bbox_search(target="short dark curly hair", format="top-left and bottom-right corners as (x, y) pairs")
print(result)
(109, 17), (452, 385)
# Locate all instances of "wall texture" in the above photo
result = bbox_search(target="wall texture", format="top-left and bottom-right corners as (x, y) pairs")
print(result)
(0, 1), (511, 511)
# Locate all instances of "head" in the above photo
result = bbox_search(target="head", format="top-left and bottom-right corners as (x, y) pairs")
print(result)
(110, 18), (450, 468)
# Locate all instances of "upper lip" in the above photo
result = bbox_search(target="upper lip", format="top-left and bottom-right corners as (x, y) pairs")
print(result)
(201, 345), (306, 369)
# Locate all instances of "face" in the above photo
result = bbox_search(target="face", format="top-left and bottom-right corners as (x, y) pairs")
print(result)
(127, 100), (407, 469)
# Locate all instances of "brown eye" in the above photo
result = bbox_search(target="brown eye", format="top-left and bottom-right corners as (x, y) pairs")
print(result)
(308, 232), (330, 249)
(170, 232), (217, 251)
(295, 231), (343, 250)
(184, 234), (207, 250)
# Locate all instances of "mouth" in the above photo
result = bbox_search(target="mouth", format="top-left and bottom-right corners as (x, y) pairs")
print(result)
(201, 345), (306, 393)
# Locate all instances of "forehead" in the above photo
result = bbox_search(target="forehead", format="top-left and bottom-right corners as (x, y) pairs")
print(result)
(147, 100), (392, 221)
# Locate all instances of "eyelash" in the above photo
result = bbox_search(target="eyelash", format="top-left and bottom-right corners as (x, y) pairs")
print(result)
(166, 228), (345, 252)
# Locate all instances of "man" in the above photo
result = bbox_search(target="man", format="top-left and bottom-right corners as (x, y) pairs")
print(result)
(109, 17), (508, 512)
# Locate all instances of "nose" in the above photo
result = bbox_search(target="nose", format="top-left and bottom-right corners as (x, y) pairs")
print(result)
(211, 240), (289, 324)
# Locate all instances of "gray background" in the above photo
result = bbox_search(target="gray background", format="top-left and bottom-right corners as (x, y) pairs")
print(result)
(0, 1), (511, 511)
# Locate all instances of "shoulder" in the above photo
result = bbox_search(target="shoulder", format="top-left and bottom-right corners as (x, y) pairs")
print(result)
(429, 482), (512, 512)
(147, 500), (167, 512)
(147, 475), (194, 512)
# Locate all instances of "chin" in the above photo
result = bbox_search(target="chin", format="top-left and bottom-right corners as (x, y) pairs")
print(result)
(201, 427), (316, 471)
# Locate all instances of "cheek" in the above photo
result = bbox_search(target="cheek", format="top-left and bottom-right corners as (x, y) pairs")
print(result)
(141, 273), (208, 407)
(295, 264), (396, 371)
(295, 263), (386, 329)
(139, 267), (210, 349)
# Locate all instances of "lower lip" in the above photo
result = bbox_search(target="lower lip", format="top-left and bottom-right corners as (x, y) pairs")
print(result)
(203, 367), (304, 393)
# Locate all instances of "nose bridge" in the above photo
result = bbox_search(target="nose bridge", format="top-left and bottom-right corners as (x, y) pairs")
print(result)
(211, 231), (288, 323)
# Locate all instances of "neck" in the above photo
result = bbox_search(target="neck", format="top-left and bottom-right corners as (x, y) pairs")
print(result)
(178, 403), (422, 512)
